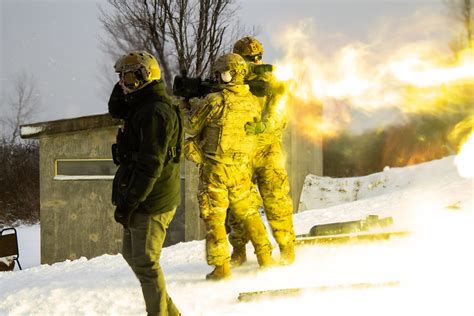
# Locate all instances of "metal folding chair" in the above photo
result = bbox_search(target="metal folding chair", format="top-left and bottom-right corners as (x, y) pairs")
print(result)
(0, 227), (22, 271)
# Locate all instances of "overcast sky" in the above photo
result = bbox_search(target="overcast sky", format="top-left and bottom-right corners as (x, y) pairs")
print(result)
(0, 0), (446, 128)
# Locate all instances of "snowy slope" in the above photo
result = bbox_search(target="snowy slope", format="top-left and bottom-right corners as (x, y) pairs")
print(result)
(1, 156), (473, 316)
(299, 157), (468, 212)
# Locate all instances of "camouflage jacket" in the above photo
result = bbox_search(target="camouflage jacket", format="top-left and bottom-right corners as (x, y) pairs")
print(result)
(183, 84), (261, 164)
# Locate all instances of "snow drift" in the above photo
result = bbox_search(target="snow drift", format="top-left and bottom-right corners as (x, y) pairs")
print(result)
(1, 156), (473, 315)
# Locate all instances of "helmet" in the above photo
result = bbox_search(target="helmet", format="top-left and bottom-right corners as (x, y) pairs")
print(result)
(212, 53), (248, 84)
(233, 37), (264, 62)
(113, 54), (126, 73)
(114, 50), (161, 93)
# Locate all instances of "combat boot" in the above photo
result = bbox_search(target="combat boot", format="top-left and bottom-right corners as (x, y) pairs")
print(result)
(257, 252), (276, 268)
(279, 244), (295, 265)
(230, 247), (247, 267)
(206, 262), (231, 281)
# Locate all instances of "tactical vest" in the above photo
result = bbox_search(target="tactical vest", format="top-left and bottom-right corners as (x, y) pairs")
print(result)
(201, 87), (261, 160)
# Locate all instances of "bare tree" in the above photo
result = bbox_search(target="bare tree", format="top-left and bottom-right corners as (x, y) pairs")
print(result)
(446, 0), (473, 52)
(99, 0), (251, 88)
(2, 71), (40, 145)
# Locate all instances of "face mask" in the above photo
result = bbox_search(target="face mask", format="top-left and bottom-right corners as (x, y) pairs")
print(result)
(220, 71), (232, 83)
(120, 71), (141, 94)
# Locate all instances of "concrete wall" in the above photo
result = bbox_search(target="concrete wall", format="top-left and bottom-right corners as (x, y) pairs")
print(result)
(39, 127), (122, 264)
(184, 160), (206, 241)
(285, 123), (323, 213)
(163, 175), (186, 247)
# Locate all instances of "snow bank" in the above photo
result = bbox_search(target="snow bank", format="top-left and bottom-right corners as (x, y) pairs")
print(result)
(299, 156), (469, 212)
(1, 156), (472, 316)
(19, 126), (44, 137)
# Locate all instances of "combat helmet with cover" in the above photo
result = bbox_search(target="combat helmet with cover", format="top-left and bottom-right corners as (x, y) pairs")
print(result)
(212, 53), (248, 85)
(114, 50), (161, 94)
(233, 37), (264, 63)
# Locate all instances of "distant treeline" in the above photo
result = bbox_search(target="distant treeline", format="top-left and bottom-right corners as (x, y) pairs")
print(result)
(0, 140), (39, 226)
(323, 112), (471, 177)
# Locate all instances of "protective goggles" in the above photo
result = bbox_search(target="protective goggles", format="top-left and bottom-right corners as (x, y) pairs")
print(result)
(245, 54), (262, 63)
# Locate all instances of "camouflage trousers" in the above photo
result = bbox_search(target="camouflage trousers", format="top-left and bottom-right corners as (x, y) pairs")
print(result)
(122, 209), (180, 316)
(228, 141), (295, 250)
(198, 158), (272, 266)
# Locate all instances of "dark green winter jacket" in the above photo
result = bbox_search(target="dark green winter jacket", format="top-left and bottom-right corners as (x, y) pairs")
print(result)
(111, 80), (182, 215)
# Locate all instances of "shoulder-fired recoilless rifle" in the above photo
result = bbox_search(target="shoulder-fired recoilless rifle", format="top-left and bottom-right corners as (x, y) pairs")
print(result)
(172, 70), (216, 99)
(172, 64), (275, 99)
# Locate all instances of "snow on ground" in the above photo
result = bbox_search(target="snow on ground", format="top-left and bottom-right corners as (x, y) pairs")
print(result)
(1, 156), (473, 315)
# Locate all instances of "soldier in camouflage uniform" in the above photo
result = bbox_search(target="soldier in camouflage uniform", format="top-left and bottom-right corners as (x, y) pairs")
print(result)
(228, 37), (296, 266)
(182, 53), (274, 280)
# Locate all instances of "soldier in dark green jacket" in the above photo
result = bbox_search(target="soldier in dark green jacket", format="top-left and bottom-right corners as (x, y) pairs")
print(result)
(109, 50), (183, 316)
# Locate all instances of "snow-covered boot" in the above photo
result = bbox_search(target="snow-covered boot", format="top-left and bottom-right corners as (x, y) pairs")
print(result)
(257, 252), (276, 268)
(230, 247), (247, 267)
(279, 244), (295, 265)
(206, 262), (231, 281)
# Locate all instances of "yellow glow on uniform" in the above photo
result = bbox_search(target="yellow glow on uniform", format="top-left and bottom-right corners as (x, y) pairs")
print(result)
(454, 132), (474, 178)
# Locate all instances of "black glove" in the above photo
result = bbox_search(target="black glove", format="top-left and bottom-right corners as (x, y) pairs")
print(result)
(114, 198), (138, 228)
(108, 83), (129, 119)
